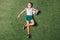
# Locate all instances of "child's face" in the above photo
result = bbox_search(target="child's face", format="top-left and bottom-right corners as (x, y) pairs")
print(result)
(27, 3), (32, 8)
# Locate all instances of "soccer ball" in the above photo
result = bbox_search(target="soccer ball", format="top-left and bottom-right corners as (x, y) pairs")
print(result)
(33, 10), (38, 15)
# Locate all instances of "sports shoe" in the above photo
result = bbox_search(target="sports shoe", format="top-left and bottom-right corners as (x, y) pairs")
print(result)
(23, 24), (26, 30)
(27, 34), (31, 38)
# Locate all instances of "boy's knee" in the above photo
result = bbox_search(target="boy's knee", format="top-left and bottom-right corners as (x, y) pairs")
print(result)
(32, 22), (35, 25)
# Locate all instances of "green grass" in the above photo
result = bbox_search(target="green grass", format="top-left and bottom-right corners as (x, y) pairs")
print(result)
(0, 0), (60, 40)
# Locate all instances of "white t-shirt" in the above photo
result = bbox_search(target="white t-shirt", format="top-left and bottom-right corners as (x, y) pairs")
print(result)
(26, 8), (33, 15)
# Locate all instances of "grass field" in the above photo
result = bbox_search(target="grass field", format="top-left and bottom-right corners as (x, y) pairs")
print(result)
(0, 0), (60, 40)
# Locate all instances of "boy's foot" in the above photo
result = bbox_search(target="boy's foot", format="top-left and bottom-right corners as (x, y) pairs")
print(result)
(23, 24), (26, 30)
(27, 34), (31, 38)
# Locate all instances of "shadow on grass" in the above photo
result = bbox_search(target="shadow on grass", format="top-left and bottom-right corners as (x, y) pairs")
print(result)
(33, 10), (41, 27)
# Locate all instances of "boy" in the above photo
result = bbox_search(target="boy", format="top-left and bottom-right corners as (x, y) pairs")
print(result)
(17, 2), (38, 38)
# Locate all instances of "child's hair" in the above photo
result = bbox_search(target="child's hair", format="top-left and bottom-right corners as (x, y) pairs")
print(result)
(28, 2), (33, 7)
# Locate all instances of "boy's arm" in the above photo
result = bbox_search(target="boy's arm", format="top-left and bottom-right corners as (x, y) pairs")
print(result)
(18, 8), (26, 16)
(17, 8), (26, 19)
(32, 8), (38, 11)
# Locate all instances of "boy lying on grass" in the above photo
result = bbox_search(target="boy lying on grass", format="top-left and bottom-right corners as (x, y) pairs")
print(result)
(17, 2), (39, 38)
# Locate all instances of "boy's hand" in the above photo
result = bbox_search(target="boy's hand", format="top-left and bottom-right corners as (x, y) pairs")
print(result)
(17, 15), (20, 19)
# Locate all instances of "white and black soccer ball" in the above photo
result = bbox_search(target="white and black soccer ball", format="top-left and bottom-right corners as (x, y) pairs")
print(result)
(33, 10), (38, 15)
(33, 10), (36, 15)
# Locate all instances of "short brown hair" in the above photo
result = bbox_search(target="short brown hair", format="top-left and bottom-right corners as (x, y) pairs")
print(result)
(28, 2), (33, 7)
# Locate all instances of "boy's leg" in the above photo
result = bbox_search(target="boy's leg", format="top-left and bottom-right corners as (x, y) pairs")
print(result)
(26, 21), (30, 34)
(29, 19), (35, 26)
(26, 21), (31, 38)
(25, 20), (34, 34)
(25, 20), (34, 38)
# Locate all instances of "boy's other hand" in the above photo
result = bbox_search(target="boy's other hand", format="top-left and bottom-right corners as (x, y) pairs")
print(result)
(17, 15), (20, 19)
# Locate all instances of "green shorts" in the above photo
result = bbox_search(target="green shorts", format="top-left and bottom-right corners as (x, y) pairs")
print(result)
(26, 15), (33, 21)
